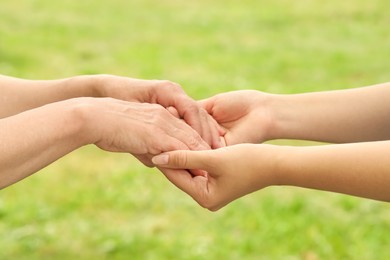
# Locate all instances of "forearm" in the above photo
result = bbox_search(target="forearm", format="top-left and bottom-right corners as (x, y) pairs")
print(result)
(0, 75), (99, 118)
(0, 99), (91, 188)
(268, 82), (390, 143)
(273, 142), (390, 201)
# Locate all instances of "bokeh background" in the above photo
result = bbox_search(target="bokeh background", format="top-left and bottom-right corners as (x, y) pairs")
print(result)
(1, 0), (389, 259)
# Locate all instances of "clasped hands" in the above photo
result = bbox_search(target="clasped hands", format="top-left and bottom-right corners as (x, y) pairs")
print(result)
(89, 75), (269, 211)
(3, 75), (388, 203)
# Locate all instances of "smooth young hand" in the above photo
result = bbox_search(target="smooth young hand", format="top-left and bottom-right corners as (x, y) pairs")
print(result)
(153, 141), (390, 210)
(152, 144), (278, 211)
(199, 90), (274, 146)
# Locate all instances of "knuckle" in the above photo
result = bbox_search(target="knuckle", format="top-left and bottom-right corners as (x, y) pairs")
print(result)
(146, 132), (165, 154)
(155, 107), (166, 117)
(159, 80), (183, 92)
(185, 99), (199, 110)
(150, 106), (169, 122)
(150, 103), (164, 111)
(148, 146), (161, 155)
(187, 104), (200, 115)
(187, 135), (202, 149)
(171, 152), (188, 168)
(166, 137), (187, 151)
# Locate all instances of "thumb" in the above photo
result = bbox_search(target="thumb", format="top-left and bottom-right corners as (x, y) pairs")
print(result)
(152, 150), (209, 170)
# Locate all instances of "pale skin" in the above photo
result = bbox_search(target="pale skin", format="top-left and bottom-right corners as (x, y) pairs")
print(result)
(0, 74), (223, 189)
(153, 82), (390, 211)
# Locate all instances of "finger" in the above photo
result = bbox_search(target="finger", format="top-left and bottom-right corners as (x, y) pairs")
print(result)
(199, 110), (213, 147)
(165, 92), (214, 148)
(159, 167), (208, 202)
(198, 98), (226, 137)
(156, 135), (190, 153)
(167, 118), (210, 151)
(167, 106), (180, 118)
(206, 112), (226, 149)
(152, 150), (210, 170)
(175, 97), (204, 136)
(180, 101), (219, 148)
(173, 96), (216, 149)
(152, 82), (204, 138)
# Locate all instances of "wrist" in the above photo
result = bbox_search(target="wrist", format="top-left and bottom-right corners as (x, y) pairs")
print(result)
(62, 75), (101, 98)
(250, 92), (283, 142)
(250, 144), (298, 187)
(65, 97), (102, 146)
(86, 74), (118, 98)
(247, 144), (288, 187)
(263, 93), (295, 141)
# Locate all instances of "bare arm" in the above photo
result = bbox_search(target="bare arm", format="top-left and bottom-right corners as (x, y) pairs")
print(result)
(269, 82), (390, 143)
(0, 74), (223, 148)
(0, 99), (88, 188)
(0, 74), (96, 118)
(200, 82), (390, 145)
(153, 142), (390, 211)
(0, 98), (209, 189)
(277, 141), (390, 201)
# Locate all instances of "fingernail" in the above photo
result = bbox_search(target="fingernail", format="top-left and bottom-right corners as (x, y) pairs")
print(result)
(152, 154), (169, 165)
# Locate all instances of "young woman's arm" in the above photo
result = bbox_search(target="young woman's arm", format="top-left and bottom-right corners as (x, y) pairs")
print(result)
(269, 82), (390, 143)
(154, 142), (390, 211)
(200, 82), (390, 145)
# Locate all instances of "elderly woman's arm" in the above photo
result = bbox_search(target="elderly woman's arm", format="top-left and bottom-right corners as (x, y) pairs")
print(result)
(0, 74), (223, 148)
(0, 74), (96, 118)
(0, 97), (209, 189)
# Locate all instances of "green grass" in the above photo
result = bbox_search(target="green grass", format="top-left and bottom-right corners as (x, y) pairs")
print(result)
(1, 0), (389, 259)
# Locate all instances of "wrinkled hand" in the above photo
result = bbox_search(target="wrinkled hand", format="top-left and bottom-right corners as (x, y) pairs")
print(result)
(81, 98), (209, 164)
(95, 75), (224, 149)
(199, 90), (274, 146)
(152, 144), (277, 211)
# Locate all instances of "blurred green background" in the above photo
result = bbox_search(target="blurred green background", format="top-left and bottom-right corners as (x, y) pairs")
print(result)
(1, 0), (389, 259)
